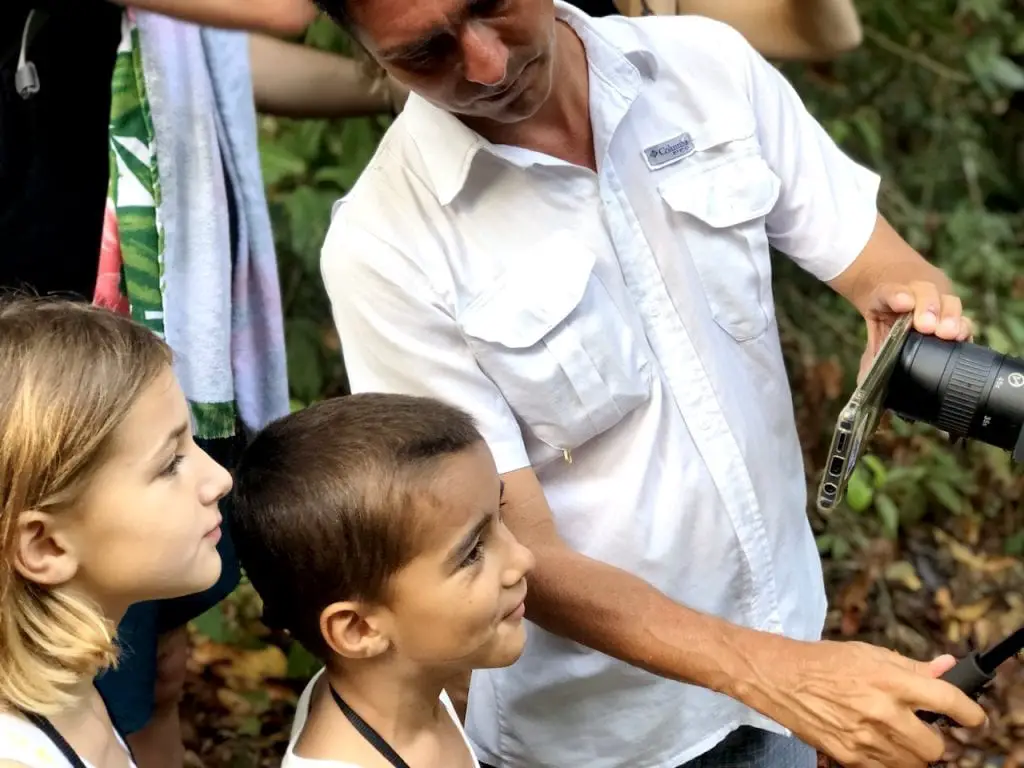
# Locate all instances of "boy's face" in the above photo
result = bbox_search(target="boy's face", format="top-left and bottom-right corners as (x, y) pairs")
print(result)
(383, 441), (535, 670)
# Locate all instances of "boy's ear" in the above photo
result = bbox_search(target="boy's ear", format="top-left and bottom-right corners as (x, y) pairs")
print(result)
(320, 601), (391, 660)
(13, 509), (79, 587)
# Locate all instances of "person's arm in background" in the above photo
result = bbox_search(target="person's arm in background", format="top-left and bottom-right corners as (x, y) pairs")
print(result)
(621, 0), (863, 61)
(108, 0), (318, 35)
(248, 33), (408, 119)
(109, 0), (407, 118)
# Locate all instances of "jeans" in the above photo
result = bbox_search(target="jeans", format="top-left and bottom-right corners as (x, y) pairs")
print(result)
(677, 726), (817, 768)
(478, 726), (817, 768)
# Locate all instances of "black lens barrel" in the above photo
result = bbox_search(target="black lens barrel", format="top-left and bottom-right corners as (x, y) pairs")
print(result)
(883, 331), (1024, 461)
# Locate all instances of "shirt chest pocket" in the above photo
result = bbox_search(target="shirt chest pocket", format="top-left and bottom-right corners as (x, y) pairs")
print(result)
(659, 153), (781, 342)
(458, 243), (652, 453)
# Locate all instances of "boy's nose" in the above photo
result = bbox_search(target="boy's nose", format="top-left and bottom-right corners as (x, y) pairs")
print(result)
(507, 536), (536, 584)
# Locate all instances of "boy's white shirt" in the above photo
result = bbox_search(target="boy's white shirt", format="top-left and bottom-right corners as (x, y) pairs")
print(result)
(283, 668), (481, 768)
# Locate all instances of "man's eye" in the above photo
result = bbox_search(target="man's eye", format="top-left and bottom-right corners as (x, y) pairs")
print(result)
(402, 37), (457, 71)
(471, 0), (506, 16)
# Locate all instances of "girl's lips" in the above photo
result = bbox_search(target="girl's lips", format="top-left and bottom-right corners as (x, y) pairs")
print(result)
(204, 515), (223, 542)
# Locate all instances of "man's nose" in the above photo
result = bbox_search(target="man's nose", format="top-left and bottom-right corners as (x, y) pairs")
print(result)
(461, 22), (509, 86)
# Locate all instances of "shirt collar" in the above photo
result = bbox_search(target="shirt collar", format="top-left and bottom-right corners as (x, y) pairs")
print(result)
(402, 1), (658, 206)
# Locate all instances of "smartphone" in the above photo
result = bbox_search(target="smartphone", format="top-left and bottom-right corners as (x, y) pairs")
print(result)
(815, 313), (913, 513)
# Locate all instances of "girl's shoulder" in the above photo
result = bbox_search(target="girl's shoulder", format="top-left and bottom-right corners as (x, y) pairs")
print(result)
(0, 712), (69, 768)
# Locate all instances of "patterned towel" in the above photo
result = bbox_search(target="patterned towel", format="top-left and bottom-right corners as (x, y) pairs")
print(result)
(95, 11), (289, 439)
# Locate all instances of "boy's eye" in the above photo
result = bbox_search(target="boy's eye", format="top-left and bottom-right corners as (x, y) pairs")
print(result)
(160, 455), (184, 478)
(461, 538), (486, 568)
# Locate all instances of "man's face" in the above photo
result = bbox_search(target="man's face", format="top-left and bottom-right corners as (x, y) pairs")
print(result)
(349, 0), (558, 124)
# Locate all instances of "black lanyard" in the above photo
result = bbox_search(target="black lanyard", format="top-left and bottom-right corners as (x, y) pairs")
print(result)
(19, 691), (135, 768)
(329, 683), (412, 768)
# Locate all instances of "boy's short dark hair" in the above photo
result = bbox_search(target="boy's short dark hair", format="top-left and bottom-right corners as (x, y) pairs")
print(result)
(229, 393), (483, 658)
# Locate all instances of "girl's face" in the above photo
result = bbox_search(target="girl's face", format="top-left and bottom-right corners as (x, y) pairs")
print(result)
(17, 367), (233, 616)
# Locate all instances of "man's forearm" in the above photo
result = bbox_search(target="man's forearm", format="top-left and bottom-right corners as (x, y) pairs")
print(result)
(524, 542), (784, 703)
(249, 34), (394, 119)
(828, 215), (953, 316)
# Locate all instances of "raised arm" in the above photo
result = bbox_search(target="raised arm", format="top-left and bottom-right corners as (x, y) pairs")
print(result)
(249, 33), (407, 119)
(107, 0), (318, 35)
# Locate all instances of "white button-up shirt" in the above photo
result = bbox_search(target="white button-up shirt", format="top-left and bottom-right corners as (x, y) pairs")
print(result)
(321, 5), (880, 767)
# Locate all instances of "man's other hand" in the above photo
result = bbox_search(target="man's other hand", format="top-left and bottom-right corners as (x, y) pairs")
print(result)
(740, 638), (986, 768)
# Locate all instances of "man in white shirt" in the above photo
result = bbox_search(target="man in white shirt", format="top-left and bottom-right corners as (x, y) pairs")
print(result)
(315, 2), (985, 767)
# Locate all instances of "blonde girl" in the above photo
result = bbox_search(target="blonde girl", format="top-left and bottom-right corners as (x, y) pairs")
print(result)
(0, 297), (231, 768)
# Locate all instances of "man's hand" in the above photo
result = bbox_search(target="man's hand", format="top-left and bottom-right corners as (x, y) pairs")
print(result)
(856, 279), (973, 382)
(827, 215), (973, 382)
(738, 639), (986, 768)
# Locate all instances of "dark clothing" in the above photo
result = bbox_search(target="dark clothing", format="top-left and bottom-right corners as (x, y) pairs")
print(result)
(0, 0), (121, 299)
(480, 726), (816, 768)
(567, 0), (621, 15)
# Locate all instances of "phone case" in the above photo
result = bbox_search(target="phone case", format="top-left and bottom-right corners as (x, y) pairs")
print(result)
(816, 313), (913, 512)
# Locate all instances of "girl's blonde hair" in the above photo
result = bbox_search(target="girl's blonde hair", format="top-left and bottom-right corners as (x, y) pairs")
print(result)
(0, 296), (173, 716)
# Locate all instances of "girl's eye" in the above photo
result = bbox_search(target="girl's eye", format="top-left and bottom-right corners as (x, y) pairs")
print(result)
(461, 538), (486, 568)
(160, 455), (184, 478)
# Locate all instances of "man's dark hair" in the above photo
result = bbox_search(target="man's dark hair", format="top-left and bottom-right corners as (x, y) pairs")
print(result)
(228, 393), (483, 658)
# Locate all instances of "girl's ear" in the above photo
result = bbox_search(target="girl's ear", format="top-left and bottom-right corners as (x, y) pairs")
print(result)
(13, 509), (79, 588)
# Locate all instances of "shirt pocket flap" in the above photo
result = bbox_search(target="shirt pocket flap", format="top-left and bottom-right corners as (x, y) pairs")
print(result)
(658, 155), (781, 229)
(460, 244), (597, 349)
(686, 114), (757, 153)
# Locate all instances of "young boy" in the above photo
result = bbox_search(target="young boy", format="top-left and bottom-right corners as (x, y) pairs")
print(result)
(229, 393), (535, 768)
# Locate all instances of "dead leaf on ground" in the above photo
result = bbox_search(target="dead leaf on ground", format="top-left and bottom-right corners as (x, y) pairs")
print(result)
(885, 561), (922, 592)
(191, 640), (289, 687)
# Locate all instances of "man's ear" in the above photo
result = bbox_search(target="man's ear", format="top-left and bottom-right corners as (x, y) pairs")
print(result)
(320, 601), (392, 660)
(13, 509), (79, 588)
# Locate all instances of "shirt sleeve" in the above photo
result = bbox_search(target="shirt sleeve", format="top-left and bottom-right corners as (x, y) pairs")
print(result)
(320, 218), (531, 474)
(733, 26), (882, 282)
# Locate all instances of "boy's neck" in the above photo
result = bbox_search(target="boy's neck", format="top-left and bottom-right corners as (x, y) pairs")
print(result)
(325, 659), (452, 744)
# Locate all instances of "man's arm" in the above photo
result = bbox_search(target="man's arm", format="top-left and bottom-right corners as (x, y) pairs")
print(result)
(249, 34), (407, 119)
(500, 466), (764, 696)
(107, 0), (318, 35)
(828, 214), (971, 337)
(499, 466), (983, 767)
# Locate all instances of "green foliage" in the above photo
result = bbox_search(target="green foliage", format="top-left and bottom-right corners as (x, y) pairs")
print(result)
(262, 18), (393, 408)
(776, 0), (1024, 546)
